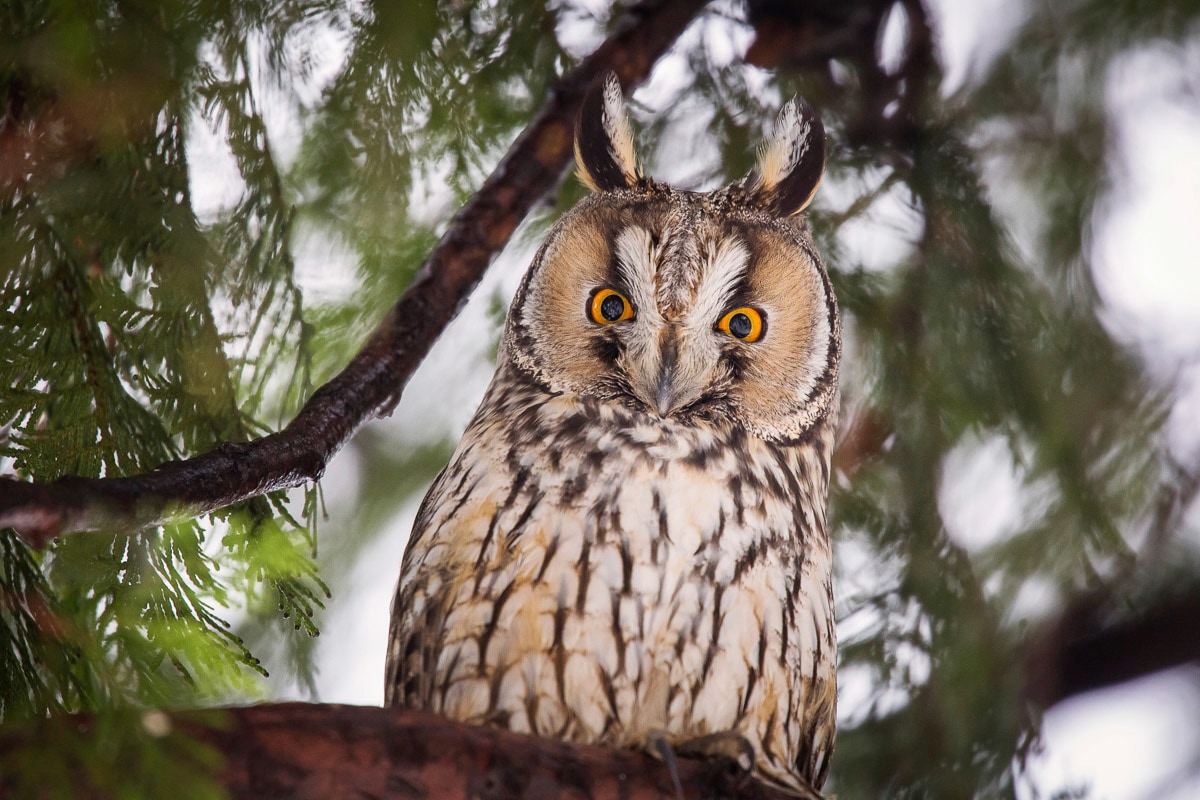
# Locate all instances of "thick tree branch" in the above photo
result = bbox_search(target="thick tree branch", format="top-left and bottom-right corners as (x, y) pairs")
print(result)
(0, 0), (710, 547)
(0, 703), (814, 800)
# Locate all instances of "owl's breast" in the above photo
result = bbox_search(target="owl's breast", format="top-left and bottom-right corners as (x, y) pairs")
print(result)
(388, 387), (836, 789)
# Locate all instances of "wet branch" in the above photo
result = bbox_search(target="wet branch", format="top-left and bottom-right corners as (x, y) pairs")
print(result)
(0, 0), (710, 547)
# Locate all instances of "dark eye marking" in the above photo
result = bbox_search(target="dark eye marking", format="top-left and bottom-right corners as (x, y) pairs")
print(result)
(591, 336), (621, 364)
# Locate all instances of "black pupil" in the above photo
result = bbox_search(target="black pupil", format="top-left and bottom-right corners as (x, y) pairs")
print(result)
(600, 294), (626, 322)
(729, 312), (753, 339)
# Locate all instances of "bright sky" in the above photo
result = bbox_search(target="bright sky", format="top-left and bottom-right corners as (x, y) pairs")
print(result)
(186, 3), (1200, 797)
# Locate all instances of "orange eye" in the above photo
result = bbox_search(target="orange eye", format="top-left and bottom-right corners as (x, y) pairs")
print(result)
(589, 288), (634, 324)
(718, 307), (764, 342)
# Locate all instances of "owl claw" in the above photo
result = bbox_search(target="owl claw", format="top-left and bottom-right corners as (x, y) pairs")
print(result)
(645, 730), (687, 800)
(676, 731), (756, 784)
(645, 730), (758, 798)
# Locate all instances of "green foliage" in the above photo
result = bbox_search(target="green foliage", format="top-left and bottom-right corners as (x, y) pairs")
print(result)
(2, 0), (1199, 798)
(0, 0), (331, 716)
(293, 0), (569, 382)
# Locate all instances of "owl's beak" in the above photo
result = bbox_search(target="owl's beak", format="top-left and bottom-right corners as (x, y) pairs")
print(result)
(655, 365), (677, 417)
(634, 324), (706, 418)
(653, 332), (680, 417)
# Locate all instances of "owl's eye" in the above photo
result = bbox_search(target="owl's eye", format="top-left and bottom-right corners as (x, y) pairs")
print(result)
(589, 288), (634, 324)
(718, 307), (764, 342)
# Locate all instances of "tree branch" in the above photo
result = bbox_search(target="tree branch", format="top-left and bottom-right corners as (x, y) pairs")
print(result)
(0, 703), (812, 800)
(1024, 463), (1200, 708)
(1022, 584), (1200, 711)
(0, 0), (710, 547)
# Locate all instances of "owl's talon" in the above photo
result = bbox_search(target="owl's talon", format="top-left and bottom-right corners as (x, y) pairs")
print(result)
(646, 731), (757, 797)
(676, 731), (756, 783)
(648, 734), (686, 800)
(646, 730), (687, 800)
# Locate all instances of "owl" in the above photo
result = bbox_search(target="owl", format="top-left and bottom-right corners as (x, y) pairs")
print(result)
(386, 73), (839, 796)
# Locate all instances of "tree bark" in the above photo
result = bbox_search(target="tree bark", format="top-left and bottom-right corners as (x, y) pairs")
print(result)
(0, 703), (812, 800)
(0, 0), (710, 547)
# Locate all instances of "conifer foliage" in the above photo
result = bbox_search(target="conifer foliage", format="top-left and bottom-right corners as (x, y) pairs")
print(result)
(1, 0), (329, 715)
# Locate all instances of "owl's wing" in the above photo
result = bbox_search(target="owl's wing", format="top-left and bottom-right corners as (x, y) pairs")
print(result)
(384, 465), (451, 707)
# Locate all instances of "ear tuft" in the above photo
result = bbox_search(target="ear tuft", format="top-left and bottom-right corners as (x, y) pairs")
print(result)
(575, 72), (642, 192)
(743, 97), (825, 217)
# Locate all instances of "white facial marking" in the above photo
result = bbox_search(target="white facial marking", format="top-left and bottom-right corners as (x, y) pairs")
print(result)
(797, 298), (832, 401)
(691, 237), (750, 327)
(613, 226), (660, 314)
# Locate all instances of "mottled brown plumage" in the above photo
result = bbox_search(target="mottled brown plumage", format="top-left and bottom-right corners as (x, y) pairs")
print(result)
(387, 74), (839, 795)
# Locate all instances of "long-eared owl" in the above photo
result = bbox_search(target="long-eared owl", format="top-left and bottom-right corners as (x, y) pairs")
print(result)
(386, 73), (840, 795)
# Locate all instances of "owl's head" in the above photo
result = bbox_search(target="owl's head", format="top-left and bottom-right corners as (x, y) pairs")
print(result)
(503, 73), (839, 442)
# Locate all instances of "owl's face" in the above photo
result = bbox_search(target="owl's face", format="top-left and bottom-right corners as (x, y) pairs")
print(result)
(504, 76), (839, 442)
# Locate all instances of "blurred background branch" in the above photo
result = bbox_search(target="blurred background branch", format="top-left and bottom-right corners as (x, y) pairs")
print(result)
(1026, 461), (1200, 709)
